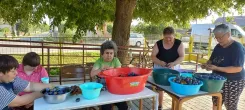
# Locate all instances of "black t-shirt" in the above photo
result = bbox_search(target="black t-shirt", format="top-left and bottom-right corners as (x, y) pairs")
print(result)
(156, 39), (181, 63)
(210, 41), (245, 80)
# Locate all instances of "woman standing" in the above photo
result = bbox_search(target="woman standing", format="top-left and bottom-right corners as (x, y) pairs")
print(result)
(151, 27), (185, 109)
(202, 24), (245, 110)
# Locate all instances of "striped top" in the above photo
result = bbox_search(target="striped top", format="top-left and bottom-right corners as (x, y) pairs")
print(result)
(0, 77), (29, 110)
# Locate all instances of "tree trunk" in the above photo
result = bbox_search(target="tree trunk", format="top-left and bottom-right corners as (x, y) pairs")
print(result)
(112, 0), (136, 65)
(11, 26), (15, 37)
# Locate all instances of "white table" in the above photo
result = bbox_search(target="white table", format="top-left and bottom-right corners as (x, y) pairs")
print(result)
(34, 85), (158, 110)
(147, 76), (222, 110)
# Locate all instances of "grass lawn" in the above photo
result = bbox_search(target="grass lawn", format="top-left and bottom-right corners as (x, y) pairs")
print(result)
(12, 51), (100, 66)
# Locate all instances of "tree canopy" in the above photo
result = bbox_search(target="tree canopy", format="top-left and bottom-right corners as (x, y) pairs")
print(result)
(0, 0), (245, 63)
(1, 0), (244, 37)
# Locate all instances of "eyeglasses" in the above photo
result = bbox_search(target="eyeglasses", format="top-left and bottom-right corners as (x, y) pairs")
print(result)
(214, 32), (228, 41)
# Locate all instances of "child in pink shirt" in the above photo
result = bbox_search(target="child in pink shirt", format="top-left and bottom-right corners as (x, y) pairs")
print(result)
(14, 52), (48, 110)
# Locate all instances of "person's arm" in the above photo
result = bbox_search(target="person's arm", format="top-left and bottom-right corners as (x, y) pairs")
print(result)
(214, 66), (242, 73)
(1, 78), (45, 108)
(8, 92), (43, 107)
(151, 43), (166, 67)
(201, 60), (212, 70)
(23, 82), (51, 92)
(0, 87), (42, 109)
(201, 46), (215, 70)
(90, 58), (121, 77)
(172, 42), (185, 65)
(207, 44), (244, 73)
(114, 57), (122, 68)
(90, 65), (116, 77)
(90, 59), (102, 77)
(90, 67), (102, 78)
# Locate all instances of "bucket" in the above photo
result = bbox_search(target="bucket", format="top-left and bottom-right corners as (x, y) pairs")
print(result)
(100, 67), (152, 95)
(80, 82), (103, 100)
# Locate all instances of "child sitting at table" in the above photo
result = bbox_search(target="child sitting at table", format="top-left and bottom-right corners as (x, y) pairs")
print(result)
(0, 55), (51, 110)
(13, 52), (49, 110)
(90, 41), (128, 110)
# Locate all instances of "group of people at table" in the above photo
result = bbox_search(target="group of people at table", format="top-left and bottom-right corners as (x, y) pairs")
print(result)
(0, 24), (244, 110)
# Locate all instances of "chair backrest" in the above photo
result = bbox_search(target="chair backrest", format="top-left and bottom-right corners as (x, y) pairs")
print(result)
(84, 62), (95, 81)
(61, 65), (84, 78)
(60, 63), (95, 84)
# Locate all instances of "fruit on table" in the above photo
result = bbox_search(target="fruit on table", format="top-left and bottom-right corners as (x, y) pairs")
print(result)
(42, 86), (71, 95)
(128, 72), (138, 76)
(118, 72), (139, 77)
(70, 85), (82, 96)
(195, 74), (226, 80)
(76, 98), (80, 102)
(172, 76), (201, 85)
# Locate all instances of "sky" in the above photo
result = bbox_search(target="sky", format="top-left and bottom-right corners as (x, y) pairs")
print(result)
(190, 9), (244, 24)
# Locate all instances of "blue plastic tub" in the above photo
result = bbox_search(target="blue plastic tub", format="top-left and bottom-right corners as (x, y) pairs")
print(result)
(80, 82), (103, 100)
(168, 77), (203, 95)
(180, 73), (193, 78)
(177, 69), (195, 78)
(176, 69), (195, 73)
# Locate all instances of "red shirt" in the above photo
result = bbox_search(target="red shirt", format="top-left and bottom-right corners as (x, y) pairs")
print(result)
(17, 64), (49, 96)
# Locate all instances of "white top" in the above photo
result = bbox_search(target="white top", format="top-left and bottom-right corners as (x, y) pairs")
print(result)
(153, 63), (181, 70)
(34, 85), (158, 110)
(148, 76), (210, 98)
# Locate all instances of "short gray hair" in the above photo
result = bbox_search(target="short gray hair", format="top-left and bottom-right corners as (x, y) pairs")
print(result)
(213, 24), (231, 34)
(100, 40), (118, 56)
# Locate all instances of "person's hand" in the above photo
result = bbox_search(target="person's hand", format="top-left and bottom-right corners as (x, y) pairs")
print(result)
(40, 84), (55, 94)
(166, 62), (175, 68)
(201, 63), (208, 69)
(25, 102), (33, 108)
(160, 61), (167, 67)
(206, 64), (218, 71)
(128, 64), (135, 67)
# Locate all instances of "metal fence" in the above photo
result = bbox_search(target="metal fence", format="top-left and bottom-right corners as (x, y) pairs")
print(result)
(0, 39), (151, 71)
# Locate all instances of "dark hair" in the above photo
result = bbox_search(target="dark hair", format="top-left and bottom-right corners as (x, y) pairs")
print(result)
(100, 40), (118, 56)
(163, 27), (175, 35)
(0, 55), (19, 74)
(22, 52), (40, 67)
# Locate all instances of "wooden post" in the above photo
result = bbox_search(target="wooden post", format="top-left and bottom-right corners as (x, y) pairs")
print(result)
(208, 28), (213, 58)
(139, 99), (143, 110)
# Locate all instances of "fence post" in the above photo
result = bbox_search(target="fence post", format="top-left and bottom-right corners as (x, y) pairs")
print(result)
(82, 44), (85, 67)
(47, 48), (50, 74)
(139, 51), (141, 67)
(188, 36), (193, 62)
(129, 49), (133, 61)
(208, 28), (213, 58)
(82, 44), (85, 83)
(41, 42), (44, 65)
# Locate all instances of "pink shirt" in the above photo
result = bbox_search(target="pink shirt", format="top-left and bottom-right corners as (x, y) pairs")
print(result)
(17, 64), (49, 96)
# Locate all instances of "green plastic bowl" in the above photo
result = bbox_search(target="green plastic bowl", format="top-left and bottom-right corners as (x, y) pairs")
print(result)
(152, 68), (180, 86)
(194, 73), (226, 93)
(200, 79), (226, 92)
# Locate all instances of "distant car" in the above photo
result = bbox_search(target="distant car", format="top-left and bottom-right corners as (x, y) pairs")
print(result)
(129, 33), (145, 47)
(19, 37), (44, 42)
(191, 23), (245, 49)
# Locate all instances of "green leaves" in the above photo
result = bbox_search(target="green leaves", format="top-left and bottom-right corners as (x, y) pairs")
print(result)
(134, 0), (244, 27)
(0, 0), (244, 42)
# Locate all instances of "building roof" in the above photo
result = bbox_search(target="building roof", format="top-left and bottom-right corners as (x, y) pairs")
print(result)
(214, 16), (245, 27)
